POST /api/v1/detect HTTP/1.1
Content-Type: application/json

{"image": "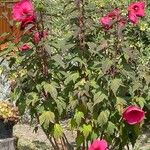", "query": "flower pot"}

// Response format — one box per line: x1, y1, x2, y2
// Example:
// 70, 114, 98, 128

0, 119, 14, 139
